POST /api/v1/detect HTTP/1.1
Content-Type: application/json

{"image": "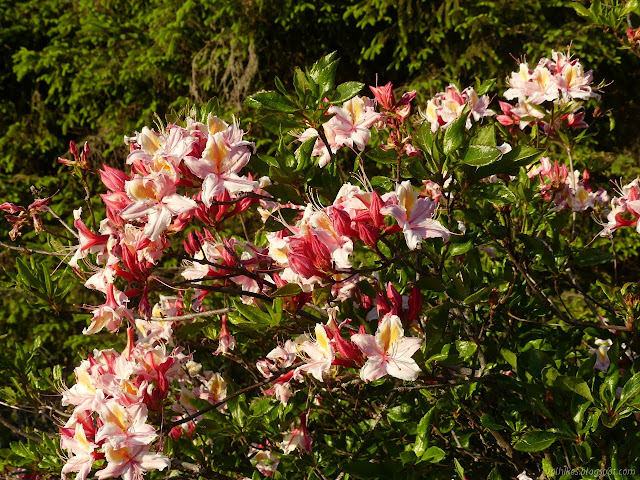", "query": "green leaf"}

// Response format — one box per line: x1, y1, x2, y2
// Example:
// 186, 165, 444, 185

449, 239, 473, 256
602, 368, 619, 405
573, 248, 613, 267
294, 135, 316, 171
228, 394, 248, 428
443, 111, 468, 155
271, 283, 303, 297
514, 431, 557, 452
476, 78, 496, 96
454, 458, 465, 480
470, 125, 497, 147
16, 257, 42, 290
274, 76, 288, 95
387, 404, 412, 423
370, 176, 395, 191
480, 183, 516, 206
618, 372, 640, 407
500, 348, 517, 369
366, 147, 398, 165
570, 2, 593, 18
332, 81, 364, 103
480, 414, 505, 431
10, 441, 37, 461
415, 123, 434, 154
399, 451, 418, 465
487, 467, 503, 480
232, 300, 273, 325
464, 287, 490, 305
473, 145, 543, 178
293, 67, 311, 102
553, 376, 594, 403
542, 458, 555, 478
421, 446, 445, 463
250, 397, 275, 417
245, 91, 297, 113
456, 341, 478, 361
623, 0, 639, 16
414, 407, 435, 457
308, 52, 339, 95
462, 144, 501, 166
